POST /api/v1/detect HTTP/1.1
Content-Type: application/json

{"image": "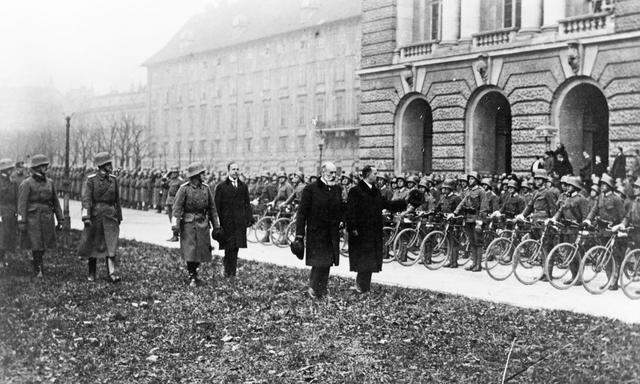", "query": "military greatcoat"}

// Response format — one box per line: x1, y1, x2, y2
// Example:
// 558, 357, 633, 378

17, 174, 63, 251
0, 173, 19, 251
172, 181, 220, 263
79, 171, 122, 259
